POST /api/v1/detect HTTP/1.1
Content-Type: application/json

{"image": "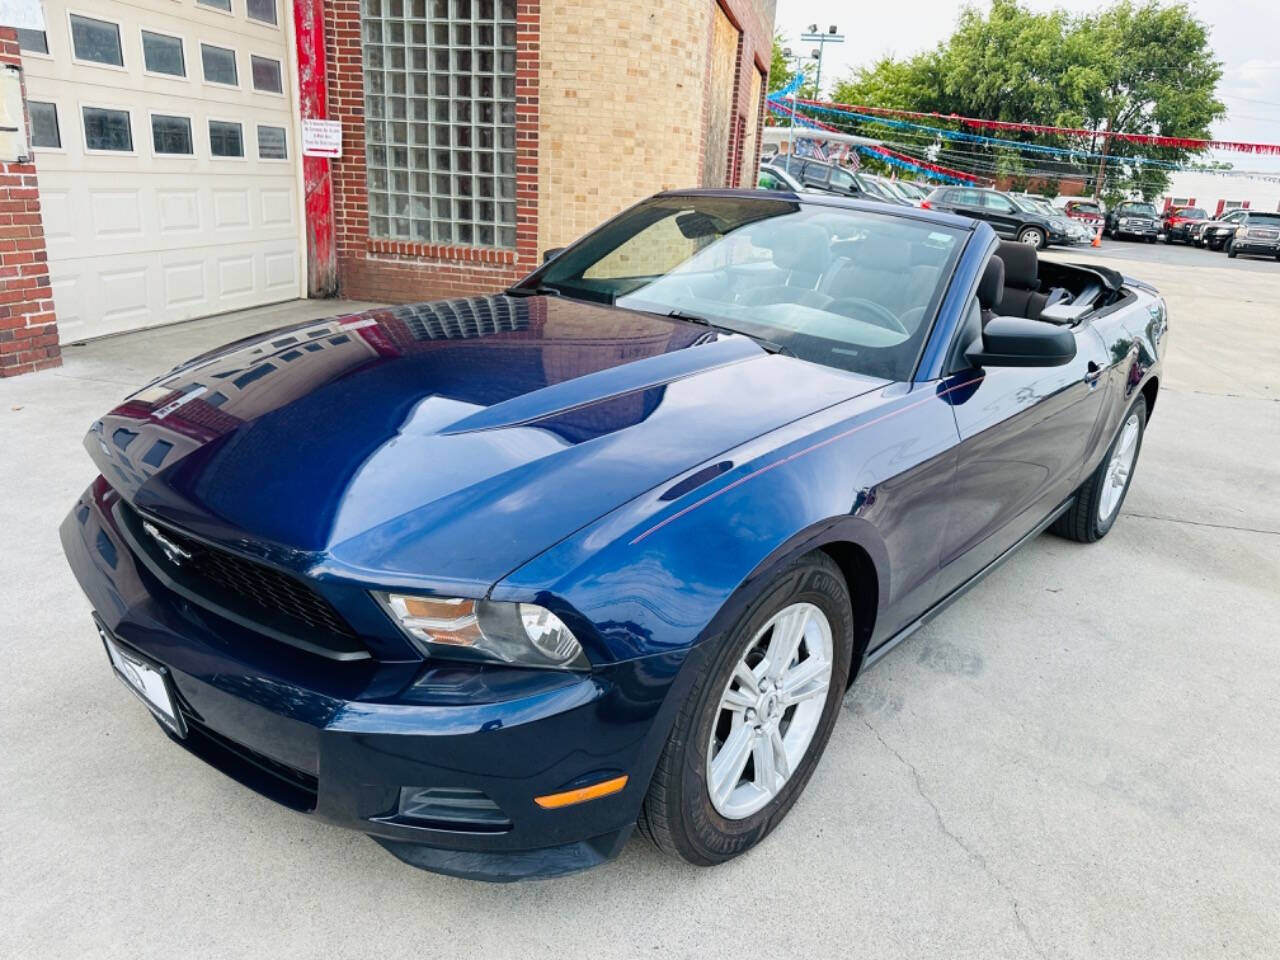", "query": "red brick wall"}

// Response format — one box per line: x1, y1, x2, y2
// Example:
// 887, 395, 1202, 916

324, 0, 541, 303
0, 29, 59, 378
